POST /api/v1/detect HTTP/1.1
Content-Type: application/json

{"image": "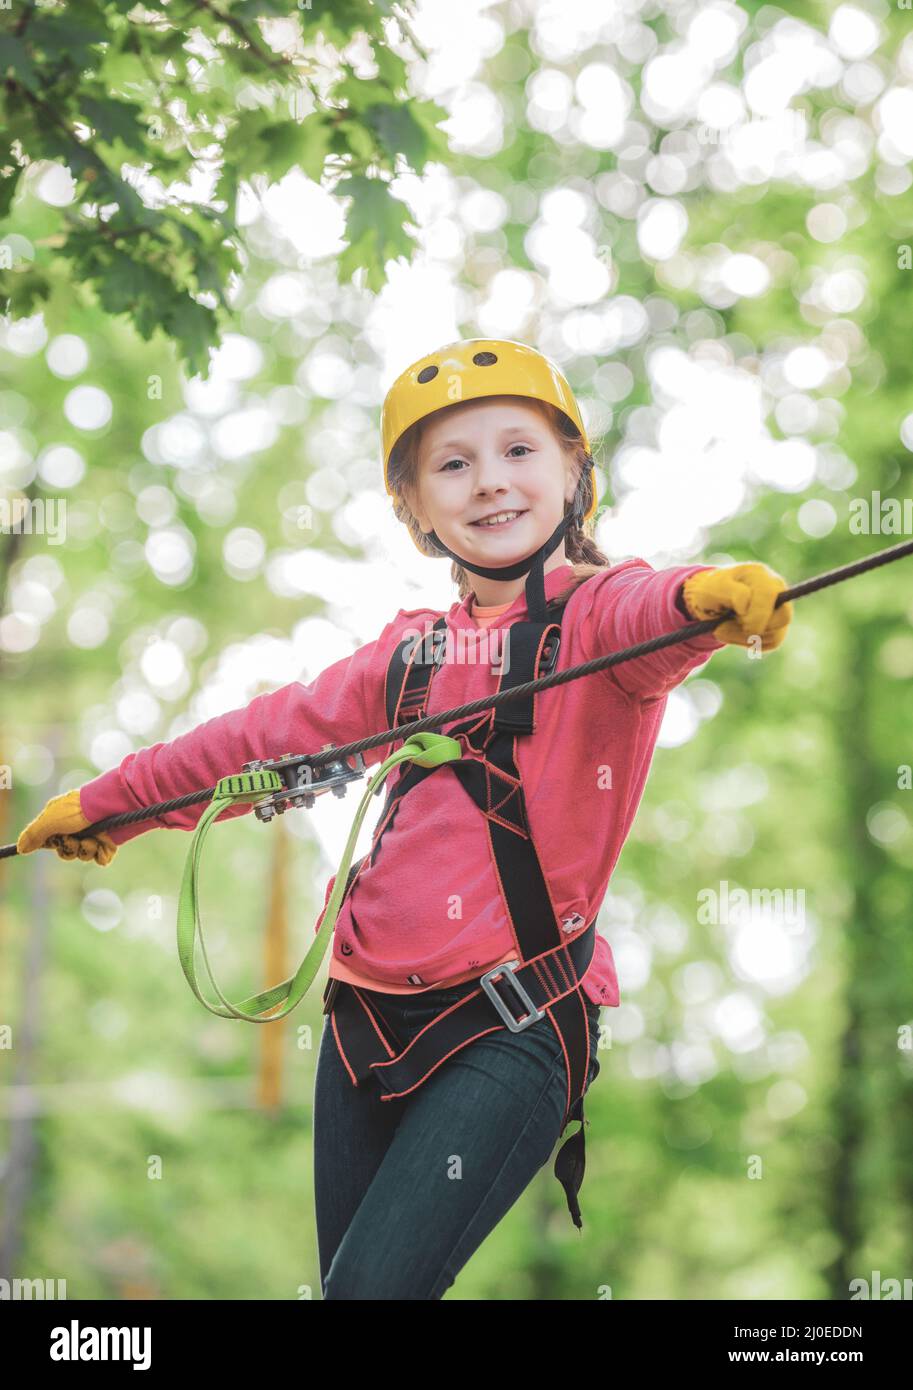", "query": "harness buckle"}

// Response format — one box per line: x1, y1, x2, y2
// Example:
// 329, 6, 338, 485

479, 959, 544, 1033
538, 632, 561, 676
